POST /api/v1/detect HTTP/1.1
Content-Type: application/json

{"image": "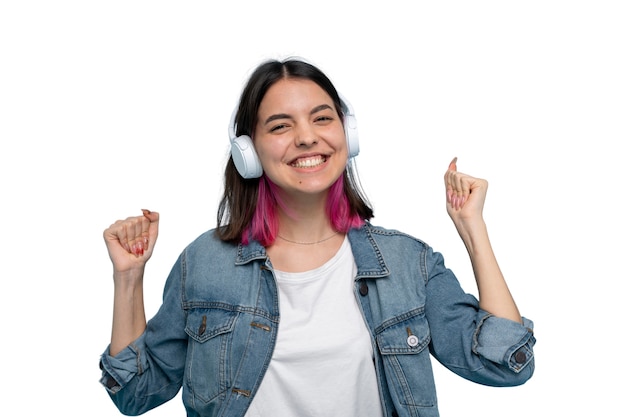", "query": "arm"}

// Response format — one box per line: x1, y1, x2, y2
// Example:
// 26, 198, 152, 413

444, 158, 522, 323
103, 209, 160, 355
